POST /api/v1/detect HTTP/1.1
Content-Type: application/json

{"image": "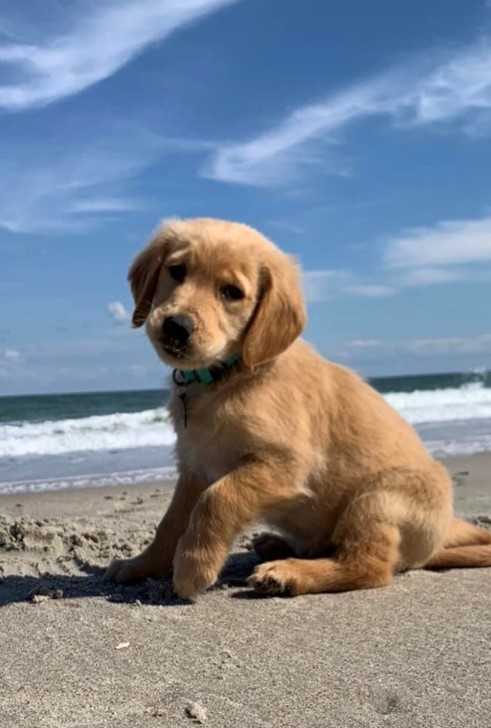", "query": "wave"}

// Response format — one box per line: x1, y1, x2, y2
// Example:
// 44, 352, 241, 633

0, 408, 176, 458
385, 382, 491, 424
2, 383, 491, 459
